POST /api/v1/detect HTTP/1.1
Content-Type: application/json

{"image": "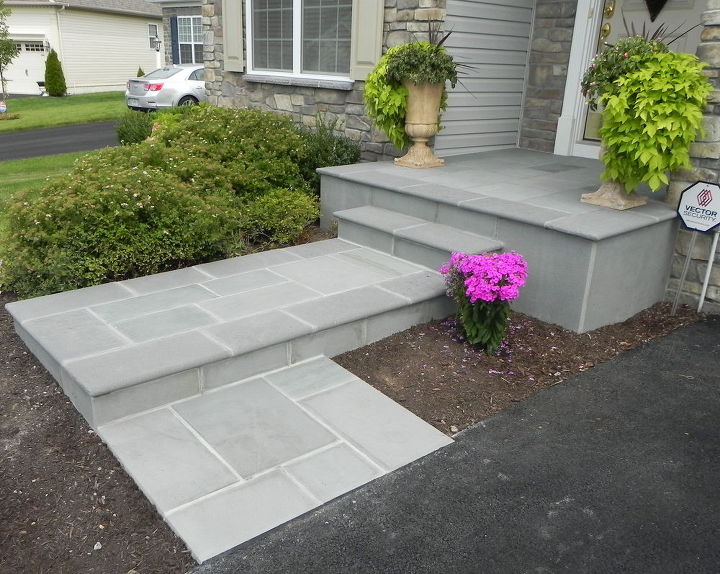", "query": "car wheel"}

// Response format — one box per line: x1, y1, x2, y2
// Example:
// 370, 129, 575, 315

177, 96, 199, 107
